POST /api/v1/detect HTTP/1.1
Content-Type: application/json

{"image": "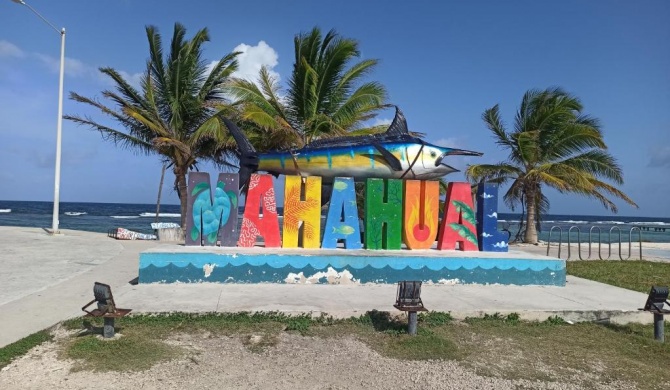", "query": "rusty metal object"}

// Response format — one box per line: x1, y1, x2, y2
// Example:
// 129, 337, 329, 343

638, 286, 670, 342
393, 281, 427, 336
82, 282, 131, 338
